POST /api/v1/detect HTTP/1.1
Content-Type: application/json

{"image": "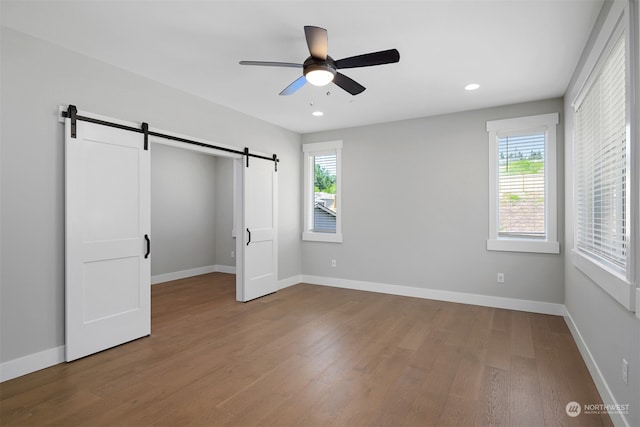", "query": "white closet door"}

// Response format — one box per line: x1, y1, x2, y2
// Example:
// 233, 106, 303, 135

65, 117, 150, 361
241, 157, 278, 301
